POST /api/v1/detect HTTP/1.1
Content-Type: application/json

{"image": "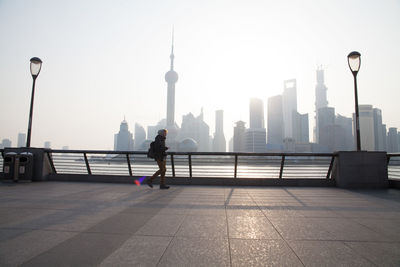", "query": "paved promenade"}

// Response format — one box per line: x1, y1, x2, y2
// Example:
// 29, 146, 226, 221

1, 181, 400, 266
